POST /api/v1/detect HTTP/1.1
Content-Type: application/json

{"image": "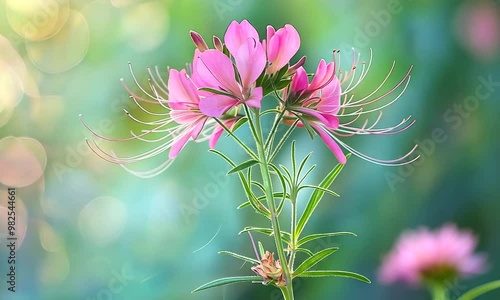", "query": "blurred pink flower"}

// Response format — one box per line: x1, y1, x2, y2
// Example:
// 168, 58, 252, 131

456, 2, 500, 60
379, 224, 486, 286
